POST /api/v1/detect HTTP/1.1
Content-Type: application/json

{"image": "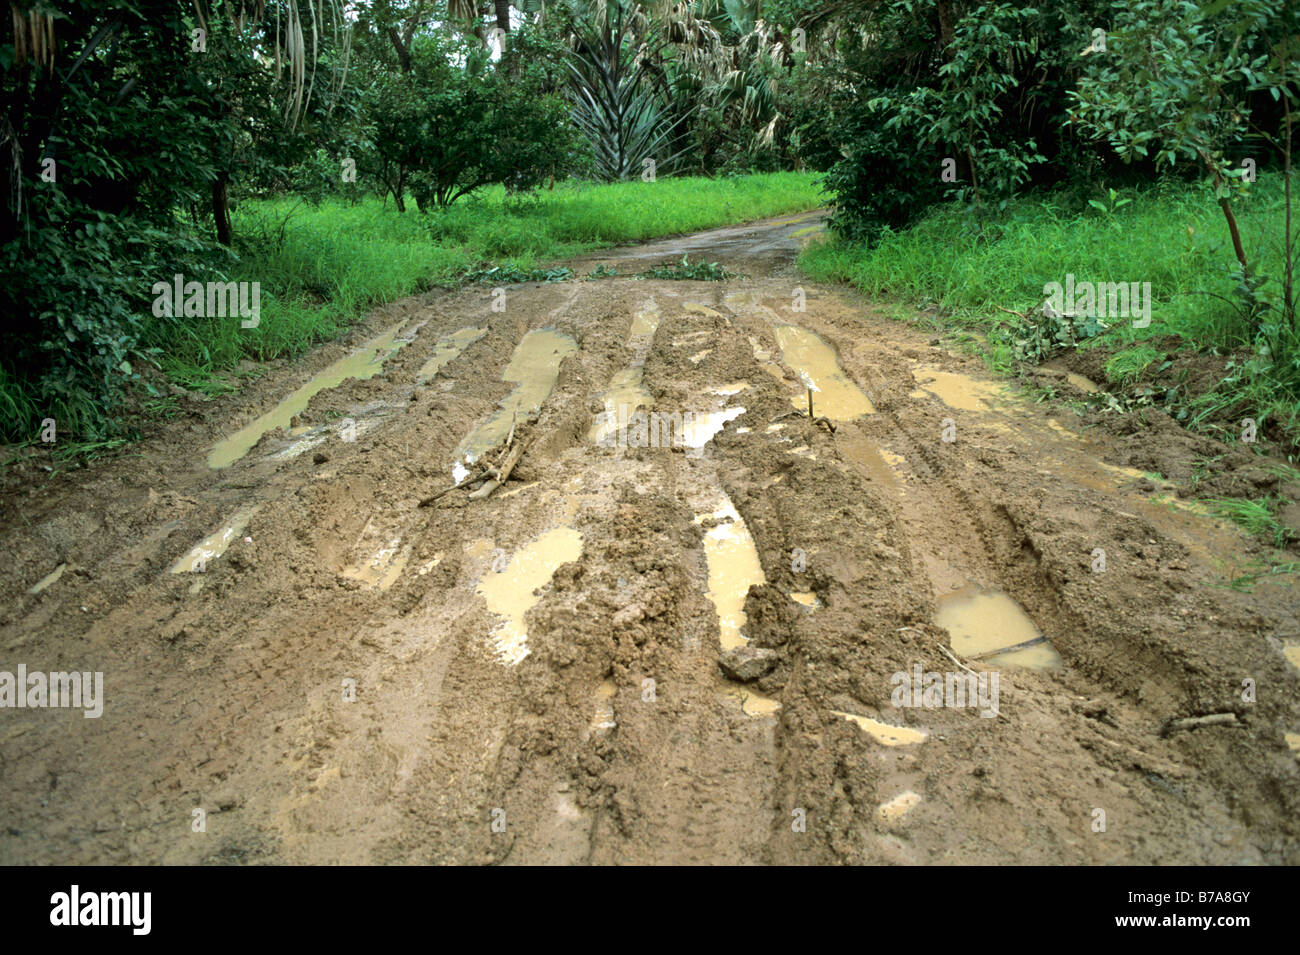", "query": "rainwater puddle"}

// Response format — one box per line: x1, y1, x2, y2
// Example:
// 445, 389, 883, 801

695, 497, 765, 651
910, 367, 1007, 412
832, 712, 928, 745
28, 563, 67, 595
935, 585, 1063, 668
208, 321, 407, 468
454, 329, 577, 473
773, 325, 874, 419
417, 327, 487, 381
170, 506, 259, 573
477, 527, 584, 666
